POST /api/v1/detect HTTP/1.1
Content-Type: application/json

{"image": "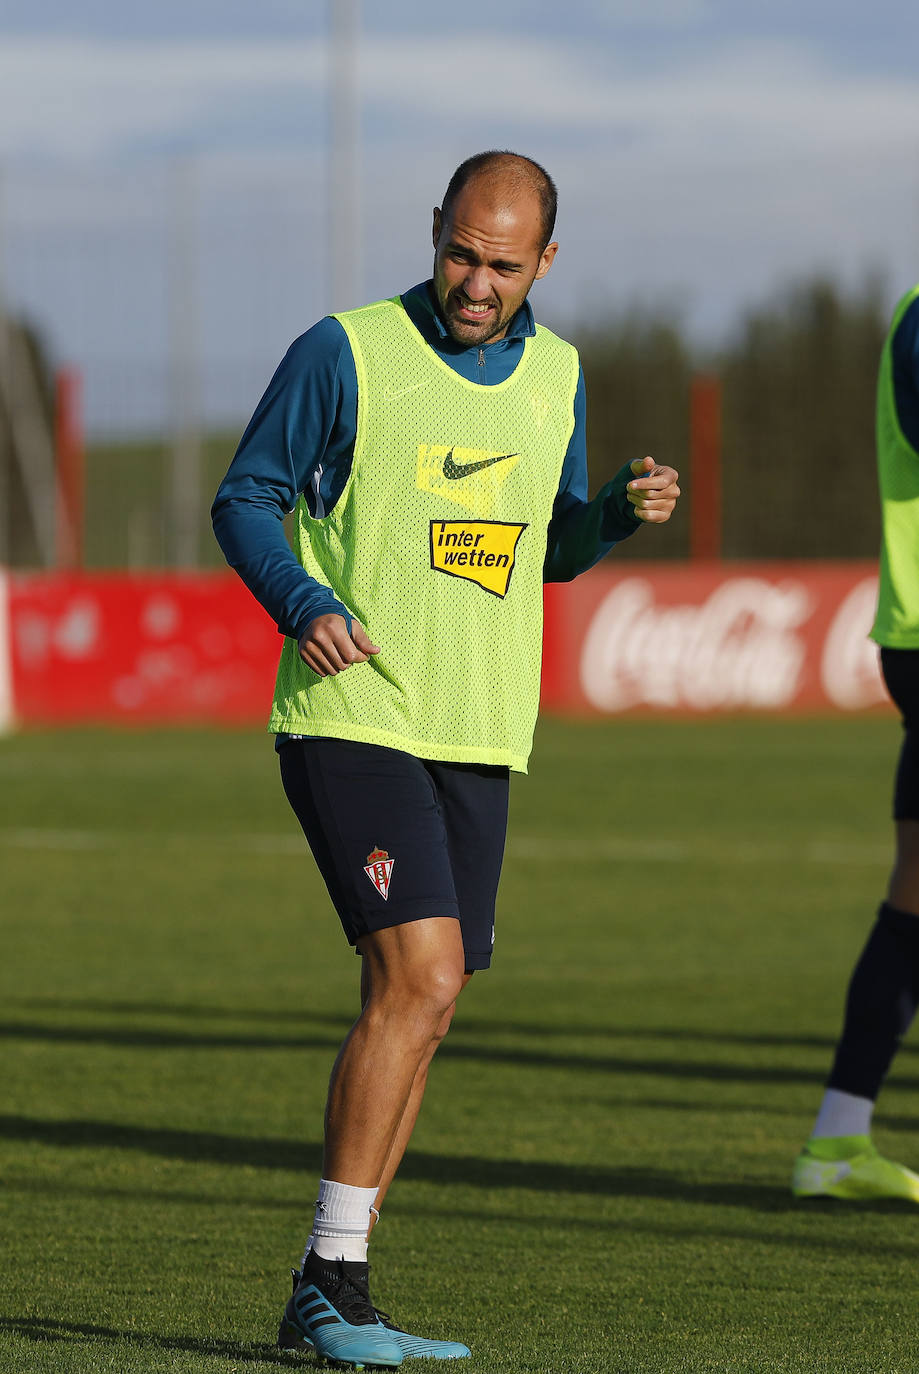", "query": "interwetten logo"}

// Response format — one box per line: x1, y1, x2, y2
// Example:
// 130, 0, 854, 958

429, 520, 527, 598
